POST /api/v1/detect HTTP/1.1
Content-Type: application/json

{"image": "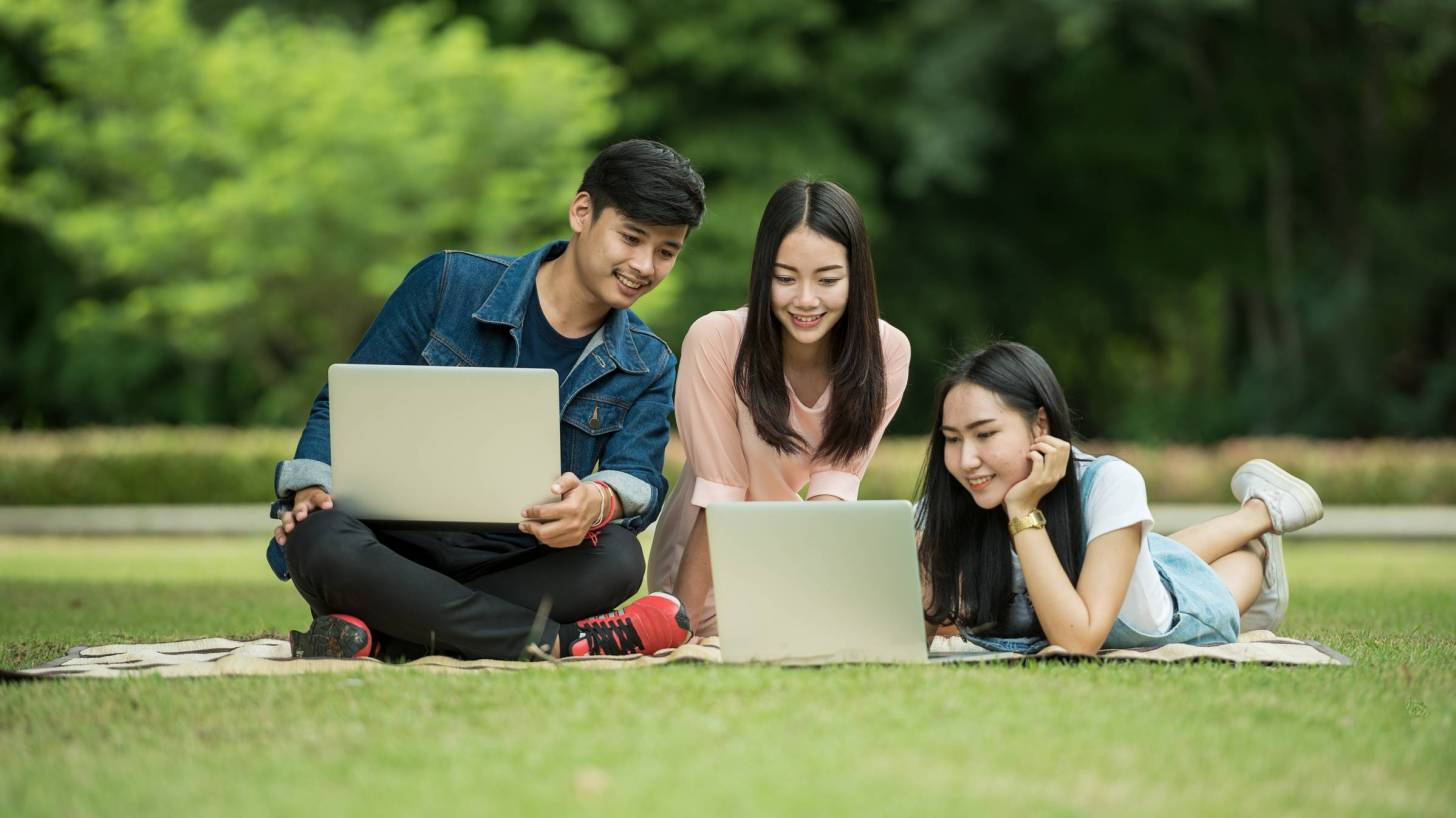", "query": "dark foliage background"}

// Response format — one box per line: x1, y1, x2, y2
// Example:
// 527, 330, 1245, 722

4, 0, 1452, 440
